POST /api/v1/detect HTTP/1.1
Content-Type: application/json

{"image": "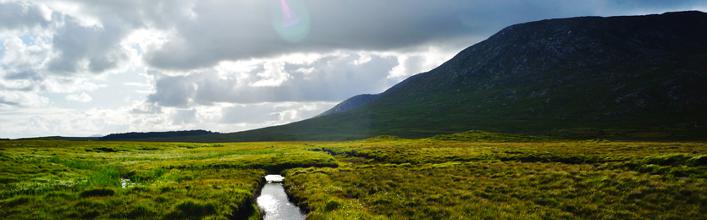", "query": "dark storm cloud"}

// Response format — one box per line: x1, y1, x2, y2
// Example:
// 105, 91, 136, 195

144, 0, 526, 70
142, 0, 707, 70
